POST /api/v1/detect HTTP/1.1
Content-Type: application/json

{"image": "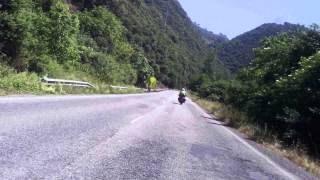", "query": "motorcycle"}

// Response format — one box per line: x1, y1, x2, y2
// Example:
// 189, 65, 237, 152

178, 95, 186, 104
